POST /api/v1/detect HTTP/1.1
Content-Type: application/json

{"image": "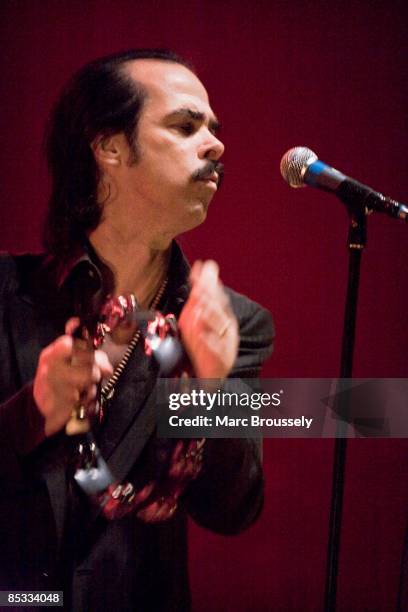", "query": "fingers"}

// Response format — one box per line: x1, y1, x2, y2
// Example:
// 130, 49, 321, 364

83, 383, 98, 404
41, 334, 74, 363
34, 319, 114, 437
65, 317, 80, 336
198, 260, 219, 290
65, 323, 113, 387
189, 303, 229, 344
190, 259, 218, 287
65, 362, 100, 390
189, 260, 227, 312
189, 260, 221, 297
185, 260, 233, 337
179, 259, 239, 378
